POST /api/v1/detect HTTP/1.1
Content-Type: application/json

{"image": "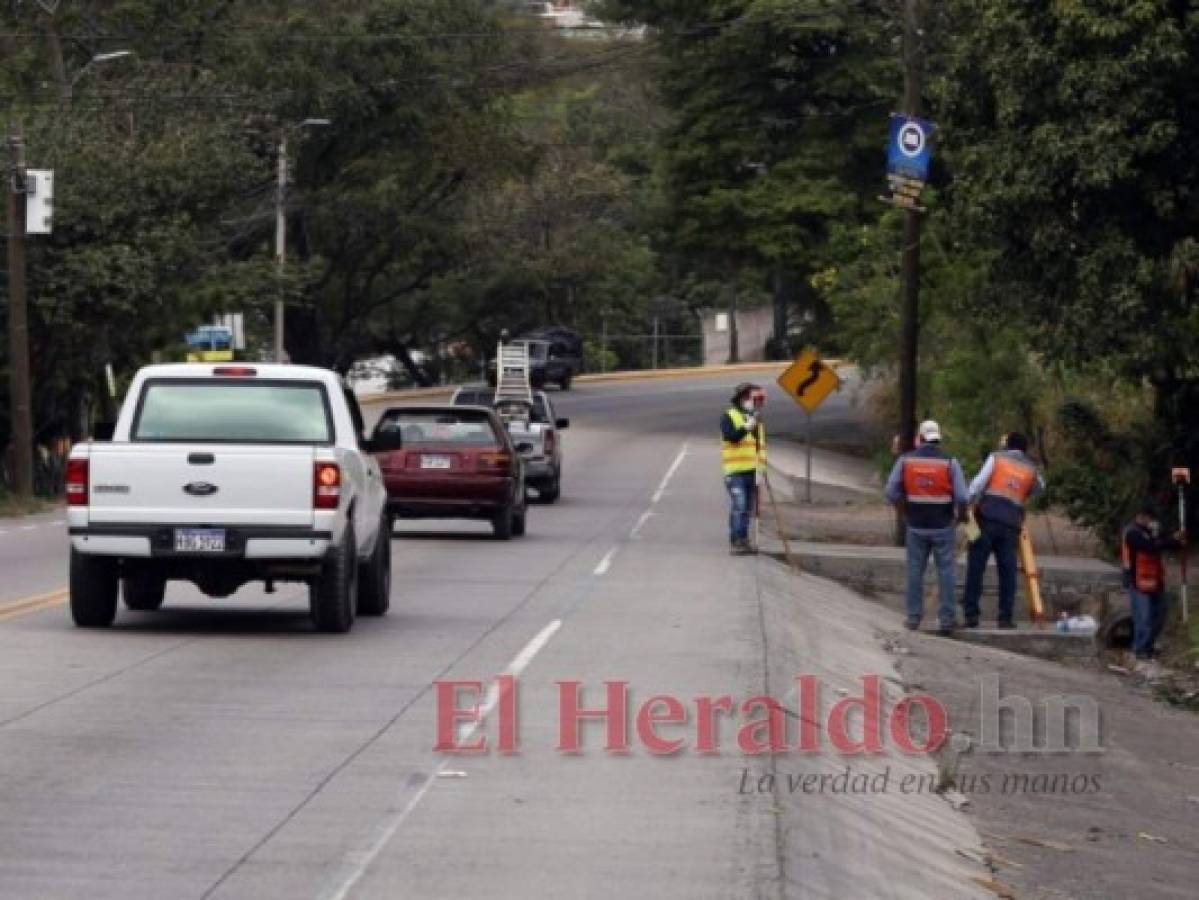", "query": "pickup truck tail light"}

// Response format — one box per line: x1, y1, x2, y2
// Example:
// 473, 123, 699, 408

542, 429, 555, 457
476, 452, 512, 474
66, 458, 89, 506
314, 462, 341, 509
